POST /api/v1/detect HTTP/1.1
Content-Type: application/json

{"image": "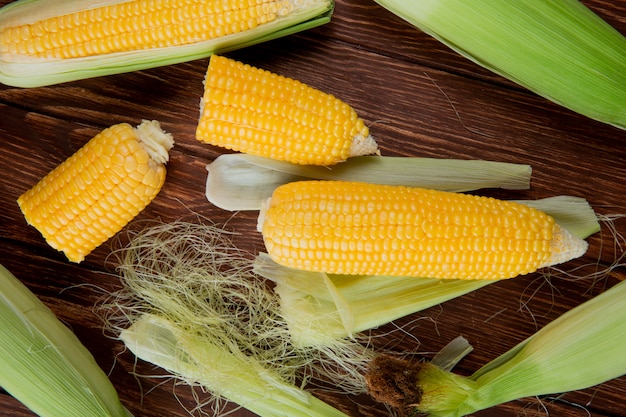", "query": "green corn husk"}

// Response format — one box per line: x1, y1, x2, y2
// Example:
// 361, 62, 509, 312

254, 196, 600, 347
375, 0, 626, 129
0, 0, 333, 87
121, 315, 350, 417
0, 264, 132, 417
366, 278, 626, 417
206, 153, 532, 211
103, 220, 364, 417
